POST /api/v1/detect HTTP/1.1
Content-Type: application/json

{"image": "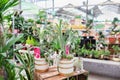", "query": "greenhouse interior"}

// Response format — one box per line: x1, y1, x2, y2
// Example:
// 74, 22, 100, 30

0, 0, 120, 80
